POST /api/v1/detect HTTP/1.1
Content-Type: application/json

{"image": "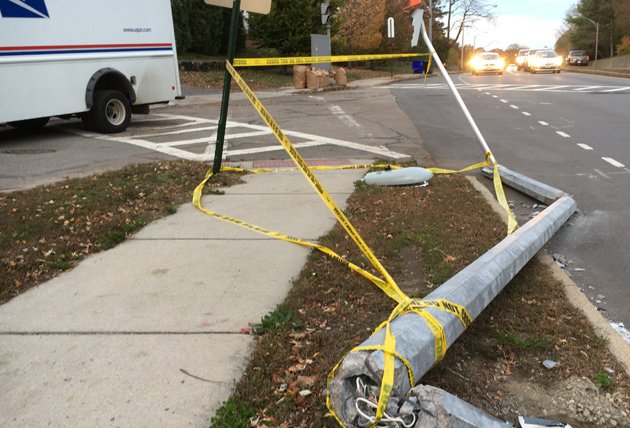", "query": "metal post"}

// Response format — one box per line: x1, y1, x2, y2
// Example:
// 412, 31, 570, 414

428, 0, 432, 42
213, 0, 242, 174
460, 24, 465, 71
595, 21, 599, 67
